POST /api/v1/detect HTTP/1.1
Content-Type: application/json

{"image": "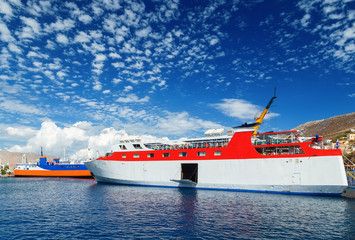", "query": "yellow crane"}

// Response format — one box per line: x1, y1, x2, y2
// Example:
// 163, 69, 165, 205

233, 88, 277, 133
252, 88, 277, 134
